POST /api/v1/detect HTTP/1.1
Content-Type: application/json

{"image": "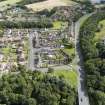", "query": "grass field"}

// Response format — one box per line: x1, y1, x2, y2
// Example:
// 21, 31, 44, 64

94, 20, 105, 42
0, 0, 22, 11
52, 21, 68, 29
26, 0, 77, 12
50, 70, 77, 88
63, 48, 75, 57
2, 47, 11, 56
